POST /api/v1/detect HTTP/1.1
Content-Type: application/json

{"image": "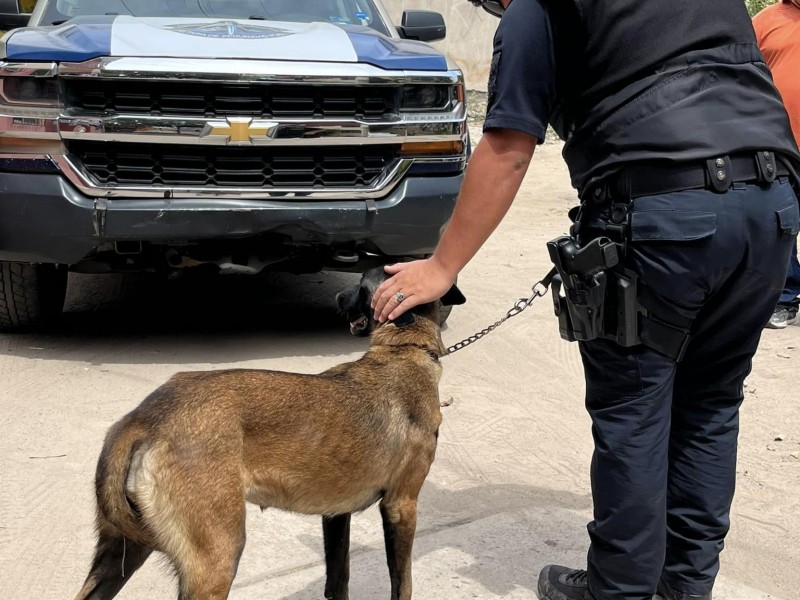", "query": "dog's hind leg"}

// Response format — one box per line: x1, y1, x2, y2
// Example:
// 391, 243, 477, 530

380, 497, 418, 600
173, 521, 246, 600
73, 519, 152, 600
170, 496, 246, 600
323, 513, 352, 600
